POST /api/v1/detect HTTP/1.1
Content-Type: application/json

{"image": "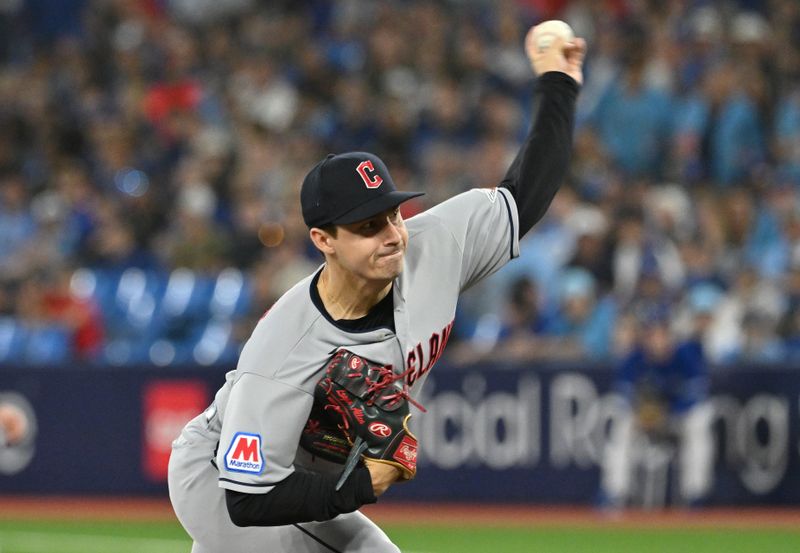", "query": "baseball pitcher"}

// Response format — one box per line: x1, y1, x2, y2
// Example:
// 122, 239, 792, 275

168, 27, 585, 552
